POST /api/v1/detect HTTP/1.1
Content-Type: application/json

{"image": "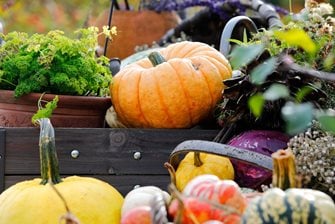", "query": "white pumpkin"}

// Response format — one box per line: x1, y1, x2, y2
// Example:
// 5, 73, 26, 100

121, 186, 170, 216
